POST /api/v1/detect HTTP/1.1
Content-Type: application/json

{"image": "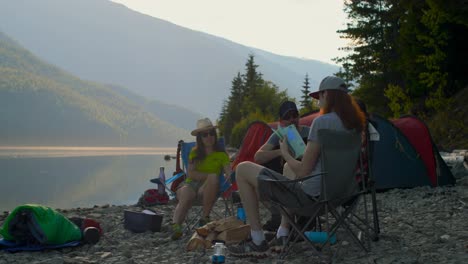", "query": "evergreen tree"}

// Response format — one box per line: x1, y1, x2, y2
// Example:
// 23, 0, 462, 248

241, 54, 264, 115
243, 54, 264, 94
218, 54, 292, 146
335, 0, 467, 117
228, 72, 244, 122
334, 0, 403, 115
218, 99, 228, 136
299, 73, 312, 113
229, 81, 290, 147
334, 57, 355, 89
219, 72, 244, 143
